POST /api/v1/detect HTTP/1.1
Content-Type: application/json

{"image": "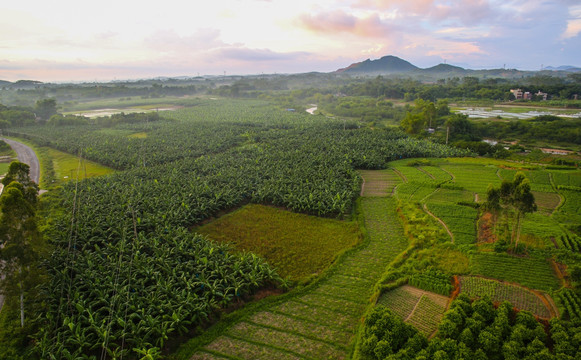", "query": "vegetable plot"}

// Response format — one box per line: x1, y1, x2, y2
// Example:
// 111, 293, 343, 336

459, 276, 552, 318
